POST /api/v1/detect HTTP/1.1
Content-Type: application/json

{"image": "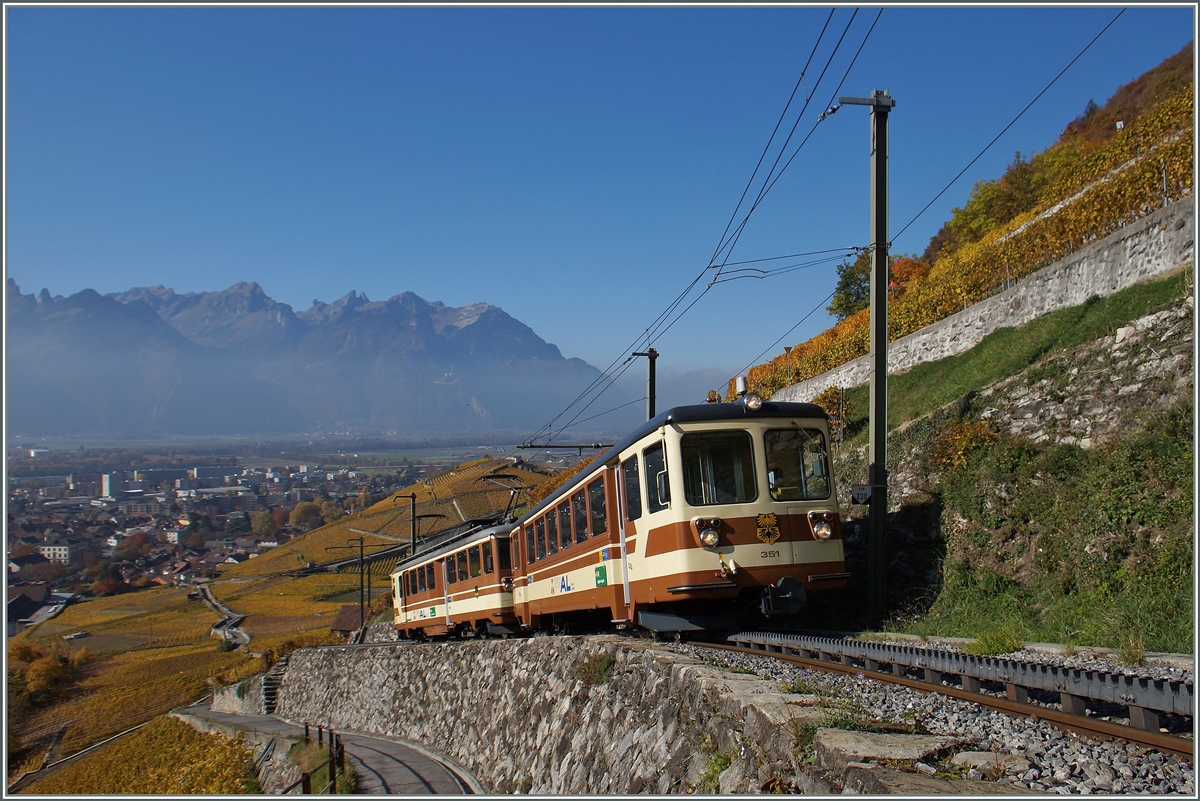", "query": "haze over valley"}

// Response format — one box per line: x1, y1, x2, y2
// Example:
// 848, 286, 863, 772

6, 279, 635, 439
